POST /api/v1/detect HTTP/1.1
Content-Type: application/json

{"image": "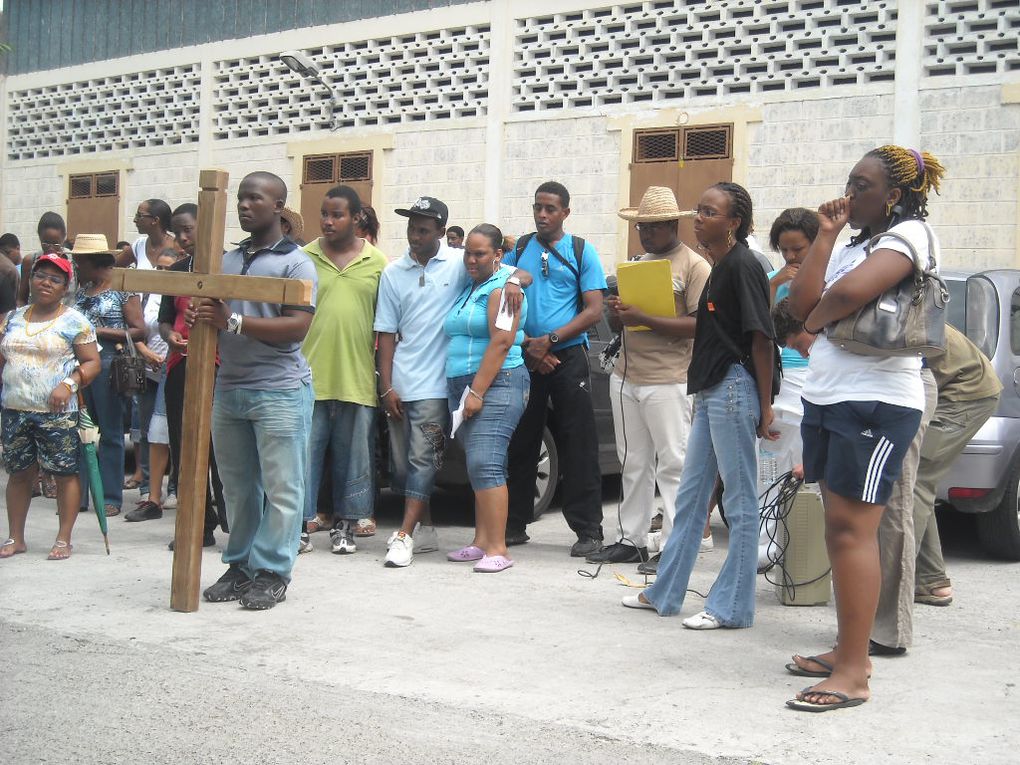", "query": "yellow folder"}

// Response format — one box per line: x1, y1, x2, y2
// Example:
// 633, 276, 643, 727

615, 259, 676, 331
